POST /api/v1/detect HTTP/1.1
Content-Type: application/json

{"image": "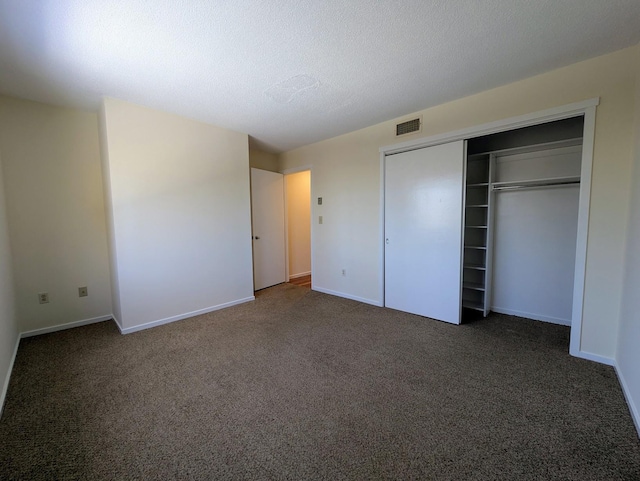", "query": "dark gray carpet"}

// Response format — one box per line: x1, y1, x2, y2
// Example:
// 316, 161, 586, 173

1, 283, 638, 480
